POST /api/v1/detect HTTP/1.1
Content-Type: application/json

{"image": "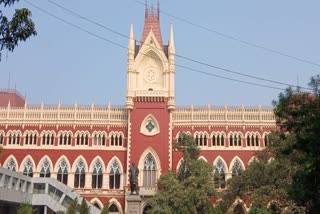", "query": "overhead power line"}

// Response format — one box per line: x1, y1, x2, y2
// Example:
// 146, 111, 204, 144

24, 0, 289, 91
135, 0, 320, 68
46, 0, 311, 91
